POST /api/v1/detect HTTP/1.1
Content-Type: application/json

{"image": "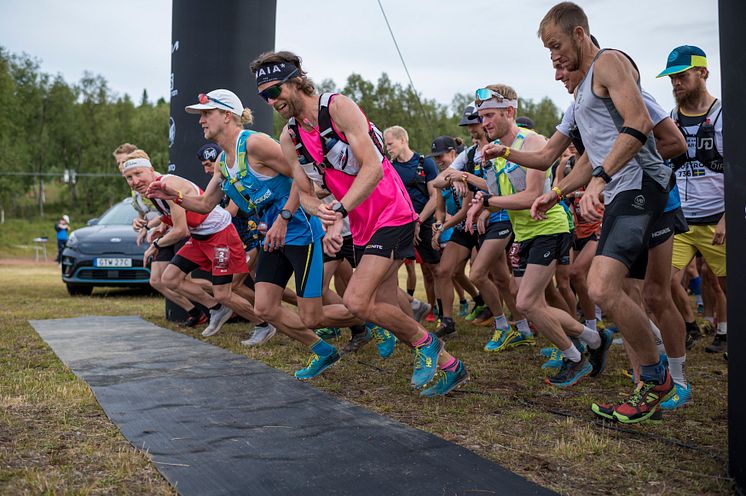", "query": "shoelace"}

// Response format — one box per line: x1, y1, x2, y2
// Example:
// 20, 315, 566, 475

626, 381, 656, 407
304, 353, 320, 368
373, 328, 391, 344
549, 346, 562, 361
413, 346, 433, 370
490, 329, 504, 342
